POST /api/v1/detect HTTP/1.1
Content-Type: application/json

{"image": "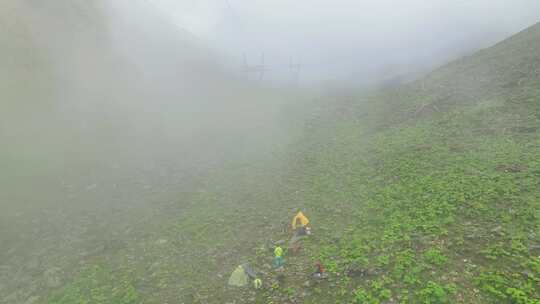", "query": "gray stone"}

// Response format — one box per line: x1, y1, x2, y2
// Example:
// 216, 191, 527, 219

274, 239, 286, 245
156, 239, 168, 245
24, 296, 40, 304
491, 225, 503, 233
27, 258, 40, 271
301, 291, 311, 298
3, 291, 20, 303
44, 267, 62, 288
